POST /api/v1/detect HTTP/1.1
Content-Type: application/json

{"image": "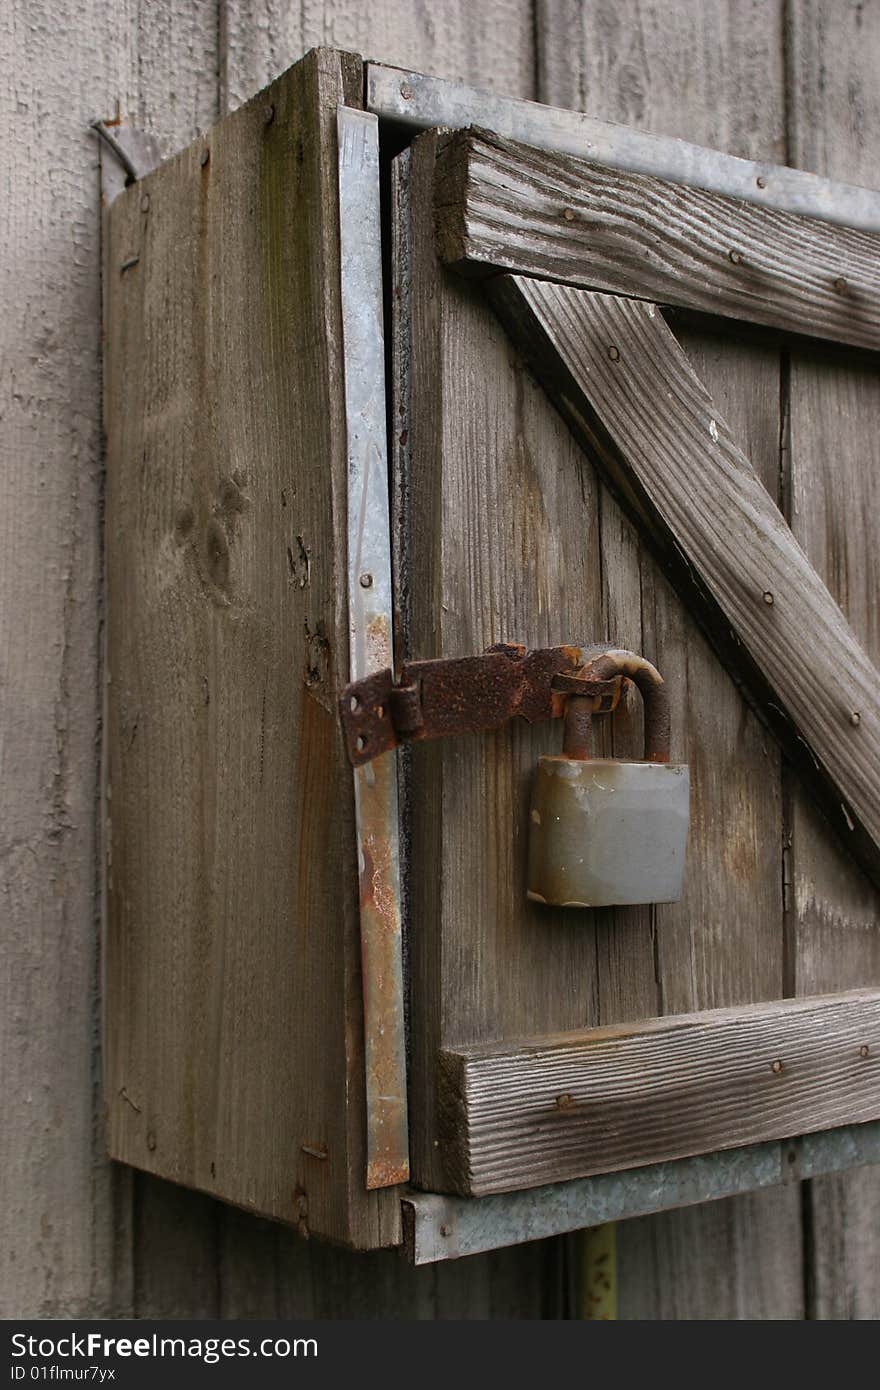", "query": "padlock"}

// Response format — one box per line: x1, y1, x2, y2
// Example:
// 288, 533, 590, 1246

527, 650, 689, 908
